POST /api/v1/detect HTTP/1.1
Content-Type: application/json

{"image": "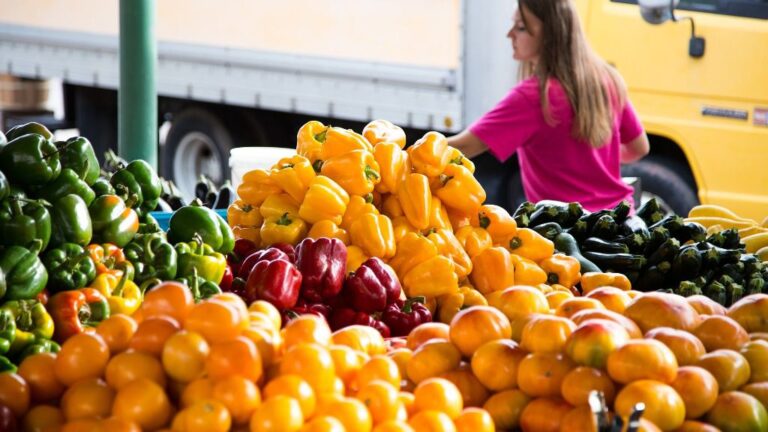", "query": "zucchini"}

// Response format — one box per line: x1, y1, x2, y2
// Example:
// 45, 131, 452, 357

582, 251, 647, 272
671, 246, 703, 281
634, 261, 671, 292
645, 227, 671, 255
512, 201, 536, 228
647, 238, 681, 267
531, 222, 563, 241
582, 237, 630, 254
566, 220, 589, 243
591, 214, 619, 240
553, 232, 601, 273
529, 201, 584, 228
677, 280, 703, 297
726, 281, 745, 306
747, 276, 765, 295
620, 215, 650, 239
615, 232, 648, 255
704, 280, 727, 306
673, 221, 707, 244
719, 263, 745, 284
706, 228, 743, 250
636, 198, 665, 226
740, 254, 764, 276
612, 200, 632, 224
534, 199, 569, 210
528, 205, 562, 227
649, 214, 685, 234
